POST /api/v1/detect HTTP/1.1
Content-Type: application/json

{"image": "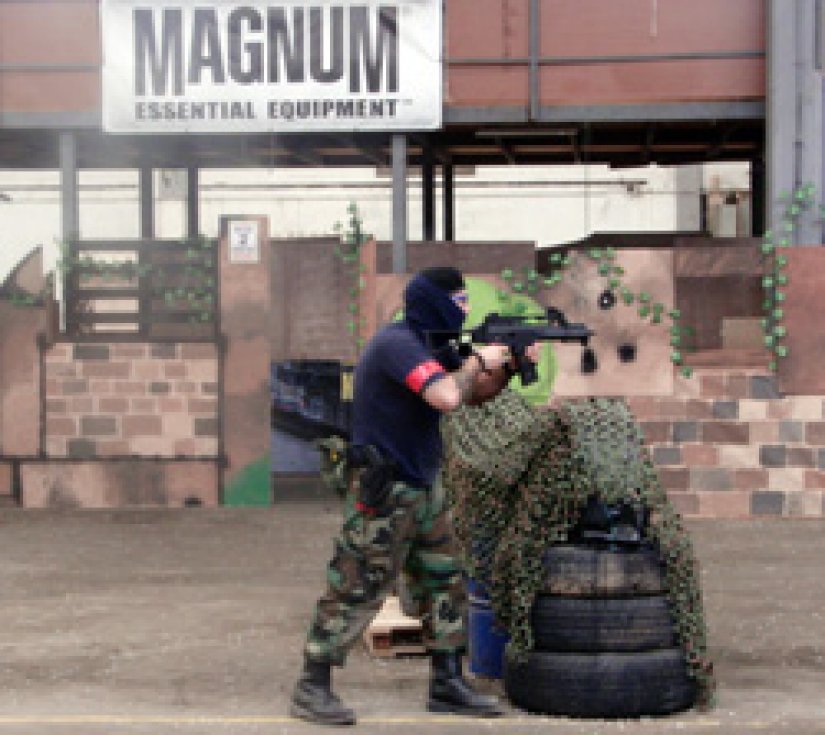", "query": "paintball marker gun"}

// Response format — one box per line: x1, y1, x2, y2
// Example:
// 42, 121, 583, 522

429, 307, 593, 386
